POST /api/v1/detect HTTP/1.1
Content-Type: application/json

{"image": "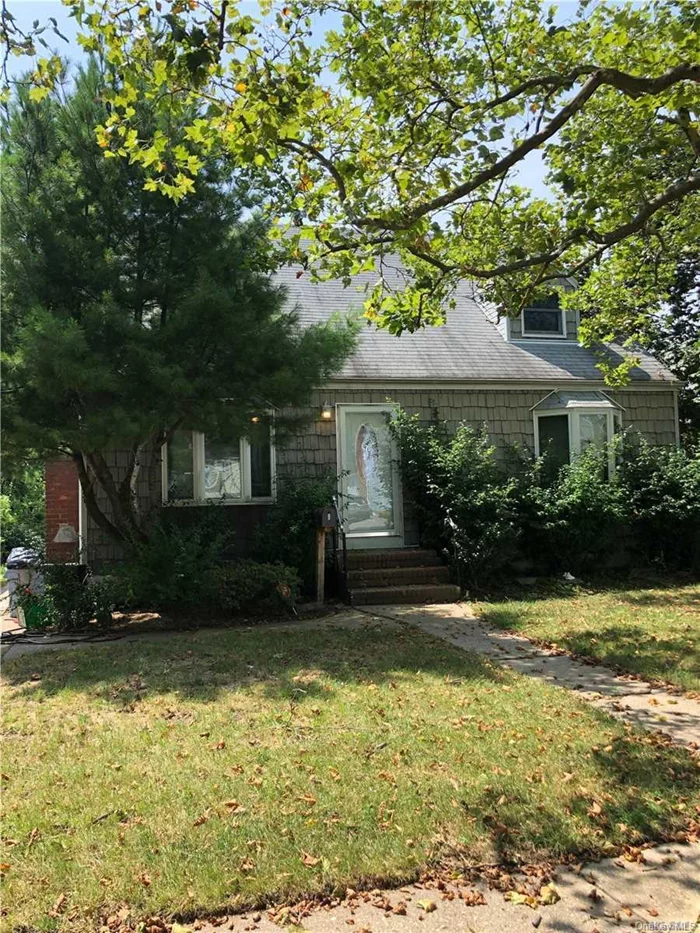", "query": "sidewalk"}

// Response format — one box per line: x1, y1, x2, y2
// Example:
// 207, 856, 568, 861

192, 841, 700, 932
364, 602, 700, 749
